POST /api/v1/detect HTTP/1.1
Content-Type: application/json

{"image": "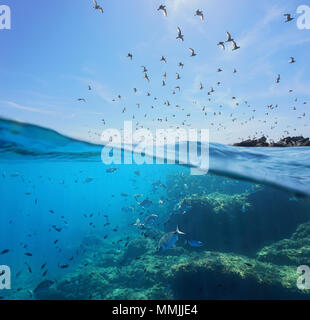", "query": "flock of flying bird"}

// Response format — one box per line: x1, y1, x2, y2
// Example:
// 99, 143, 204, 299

77, 2, 308, 143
